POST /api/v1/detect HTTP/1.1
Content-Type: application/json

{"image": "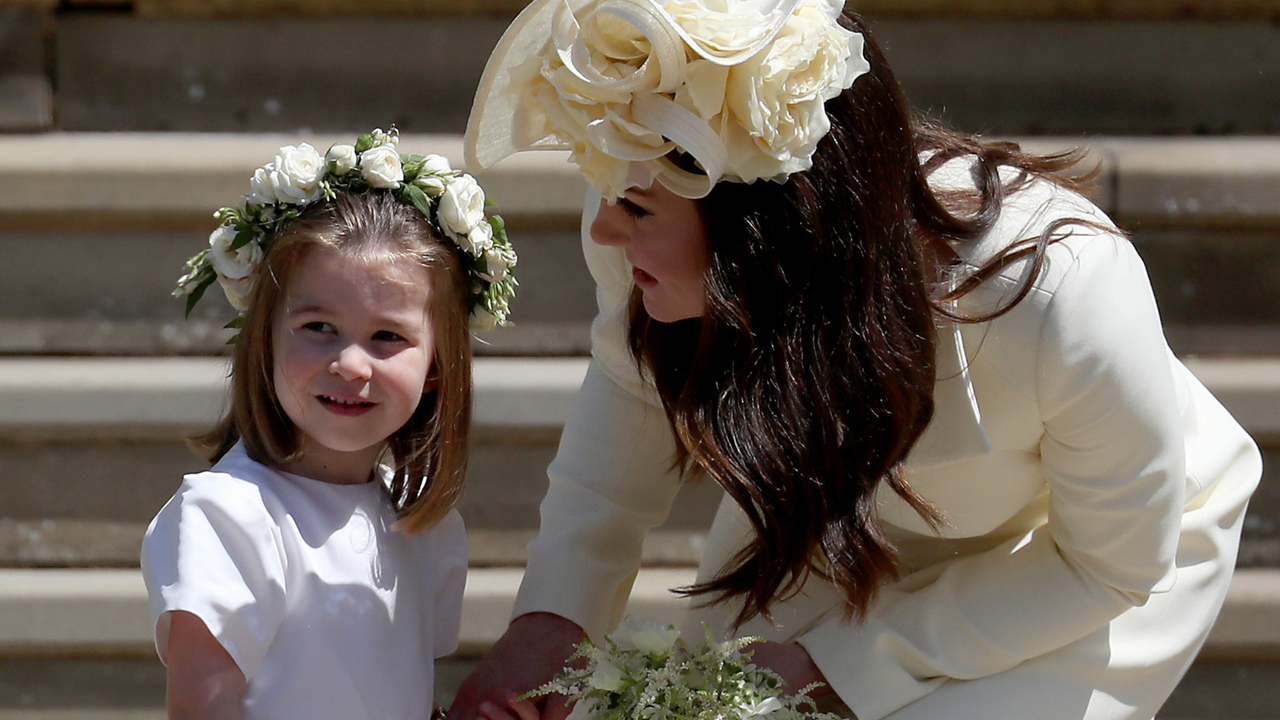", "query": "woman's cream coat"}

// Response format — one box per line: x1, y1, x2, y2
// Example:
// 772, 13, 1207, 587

512, 163, 1262, 720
